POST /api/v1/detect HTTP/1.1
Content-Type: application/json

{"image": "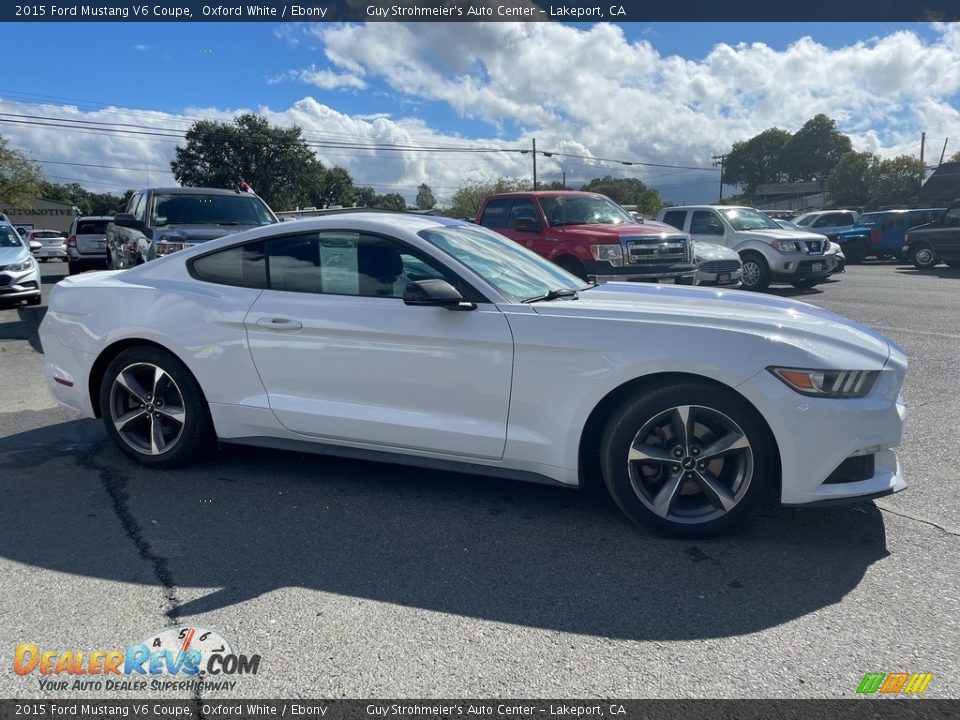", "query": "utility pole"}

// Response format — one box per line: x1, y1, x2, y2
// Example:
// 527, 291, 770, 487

532, 138, 538, 190
939, 137, 949, 166
562, 170, 566, 189
712, 154, 726, 202
920, 132, 926, 167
